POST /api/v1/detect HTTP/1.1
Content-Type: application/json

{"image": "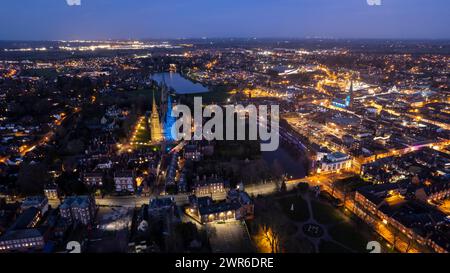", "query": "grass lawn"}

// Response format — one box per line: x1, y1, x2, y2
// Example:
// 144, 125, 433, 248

183, 85, 233, 104
282, 221, 298, 236
130, 118, 153, 149
311, 200, 345, 225
134, 123, 150, 144
284, 237, 315, 253
319, 240, 351, 253
329, 222, 370, 252
278, 195, 310, 222
99, 88, 166, 113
